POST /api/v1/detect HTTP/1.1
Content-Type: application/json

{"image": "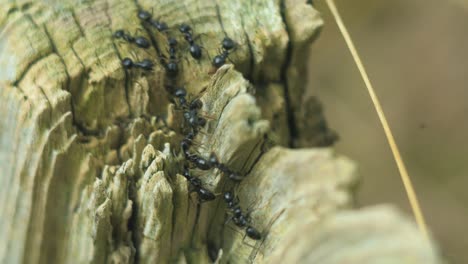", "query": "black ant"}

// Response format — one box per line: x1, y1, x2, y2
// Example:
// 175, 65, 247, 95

182, 165, 216, 202
113, 29, 151, 49
121, 57, 154, 71
137, 9, 170, 33
172, 87, 209, 131
186, 154, 213, 171
197, 187, 216, 201
137, 9, 152, 21
171, 86, 190, 107
245, 226, 262, 240
208, 153, 244, 182
161, 37, 179, 77
182, 165, 202, 188
212, 37, 236, 68
183, 109, 207, 130
179, 23, 203, 59
150, 19, 169, 33
223, 191, 262, 240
